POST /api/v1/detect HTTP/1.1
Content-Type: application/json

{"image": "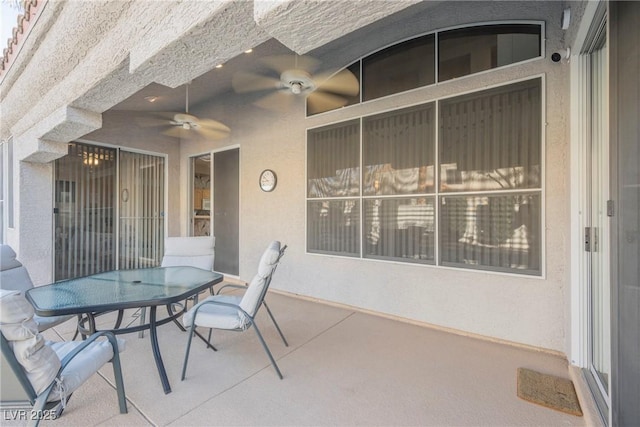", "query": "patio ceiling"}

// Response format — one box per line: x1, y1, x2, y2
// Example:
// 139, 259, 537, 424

107, 1, 444, 116
1, 0, 446, 149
